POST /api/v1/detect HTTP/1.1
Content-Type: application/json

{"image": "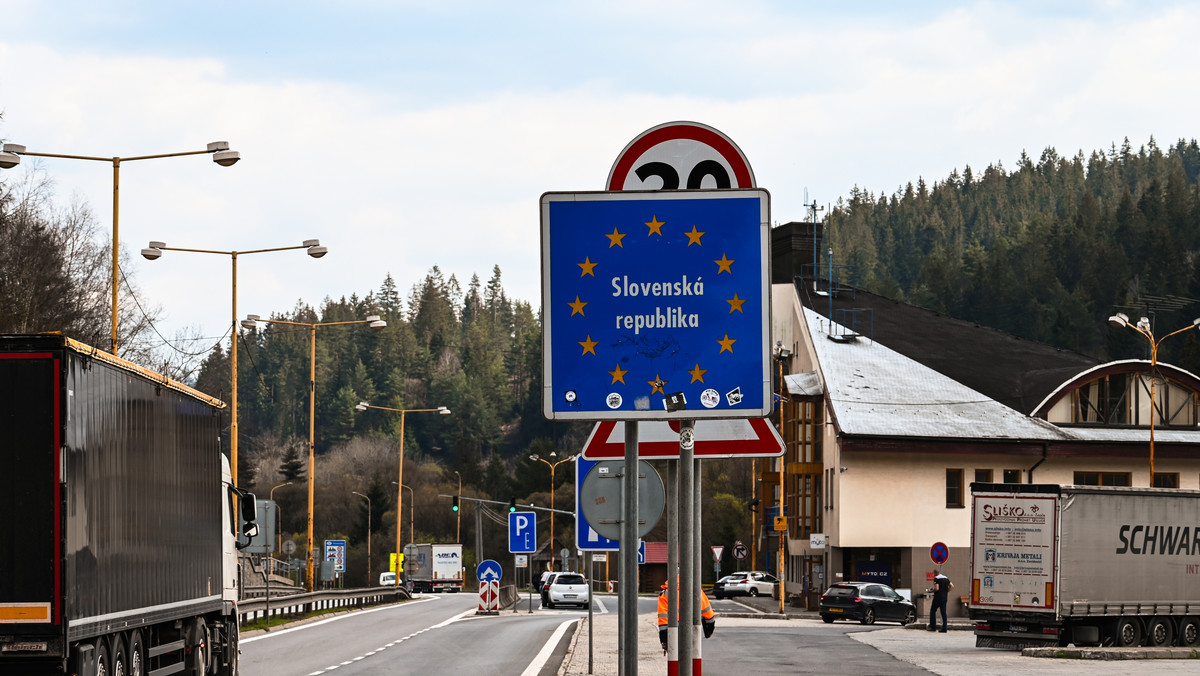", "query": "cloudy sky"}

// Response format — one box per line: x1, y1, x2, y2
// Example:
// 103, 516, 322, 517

2, 1, 1196, 354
